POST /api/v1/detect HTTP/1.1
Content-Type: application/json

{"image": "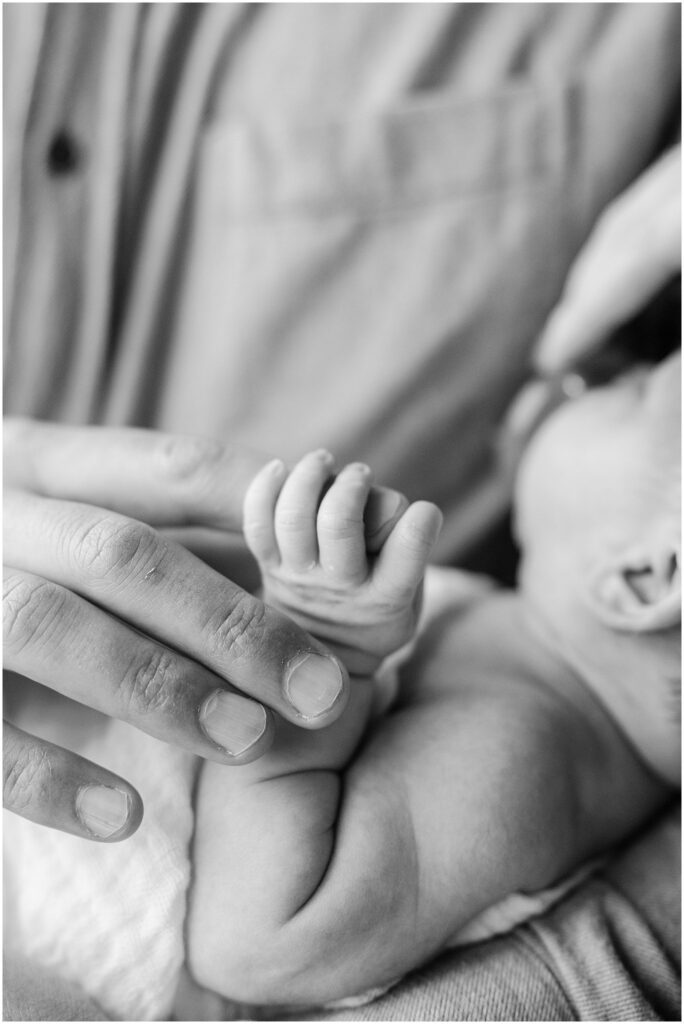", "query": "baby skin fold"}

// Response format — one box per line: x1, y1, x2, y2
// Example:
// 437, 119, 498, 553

187, 355, 680, 1007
